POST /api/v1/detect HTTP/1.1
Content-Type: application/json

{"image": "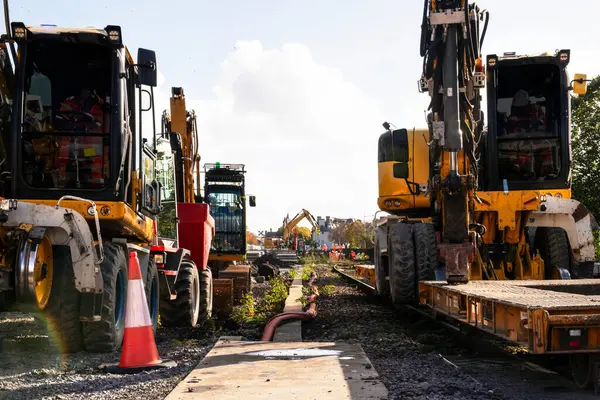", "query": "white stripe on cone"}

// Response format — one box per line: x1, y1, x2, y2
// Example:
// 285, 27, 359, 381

124, 278, 152, 329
